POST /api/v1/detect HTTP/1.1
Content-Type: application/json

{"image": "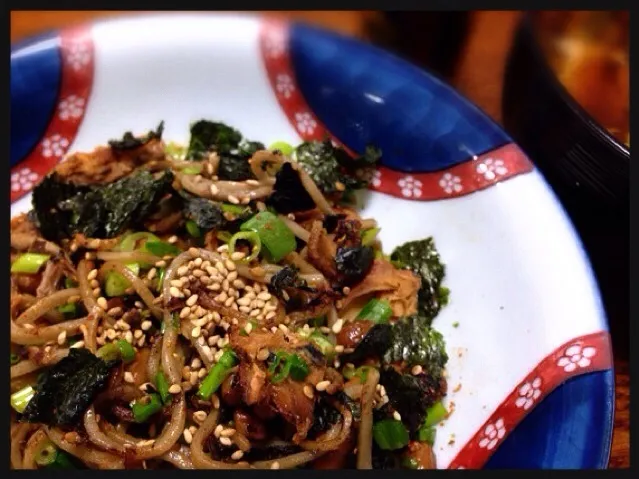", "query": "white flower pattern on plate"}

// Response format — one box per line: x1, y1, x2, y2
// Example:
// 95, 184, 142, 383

41, 135, 70, 158
476, 158, 508, 181
11, 168, 39, 192
398, 175, 422, 198
371, 170, 382, 187
515, 377, 542, 410
66, 41, 91, 71
275, 74, 295, 99
295, 112, 317, 135
557, 344, 596, 372
438, 172, 463, 194
478, 418, 505, 450
263, 31, 286, 59
58, 95, 85, 120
